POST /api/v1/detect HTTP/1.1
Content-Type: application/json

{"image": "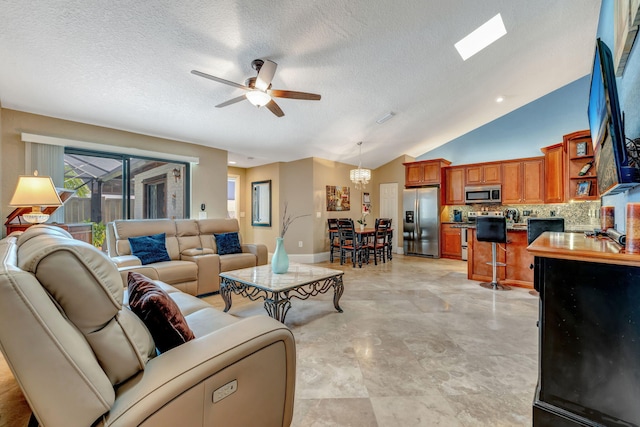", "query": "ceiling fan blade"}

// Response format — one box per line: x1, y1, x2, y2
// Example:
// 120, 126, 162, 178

255, 60, 277, 91
191, 70, 248, 90
215, 95, 247, 108
265, 99, 284, 117
268, 89, 321, 100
